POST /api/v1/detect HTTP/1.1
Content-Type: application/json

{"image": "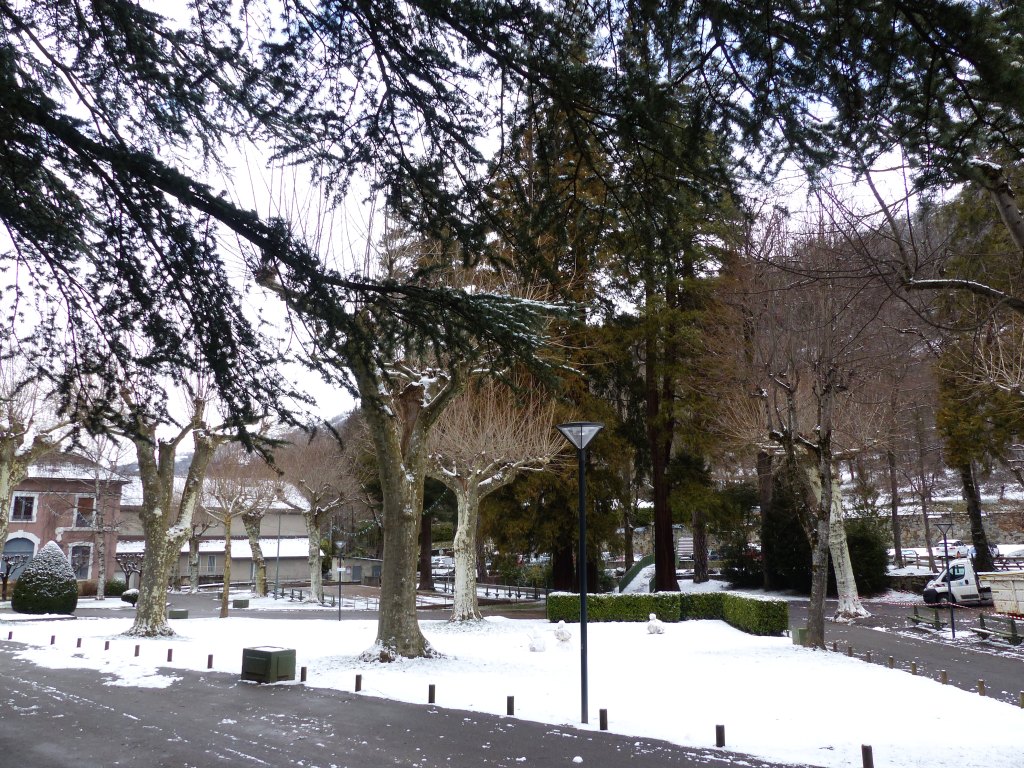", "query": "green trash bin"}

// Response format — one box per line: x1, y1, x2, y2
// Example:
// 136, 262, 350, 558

791, 627, 808, 646
168, 608, 189, 619
232, 598, 250, 609
241, 646, 296, 683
